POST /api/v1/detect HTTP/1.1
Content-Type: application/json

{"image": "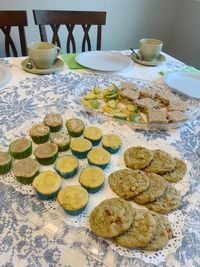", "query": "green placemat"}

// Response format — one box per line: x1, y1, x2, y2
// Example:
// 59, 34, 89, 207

62, 53, 84, 69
